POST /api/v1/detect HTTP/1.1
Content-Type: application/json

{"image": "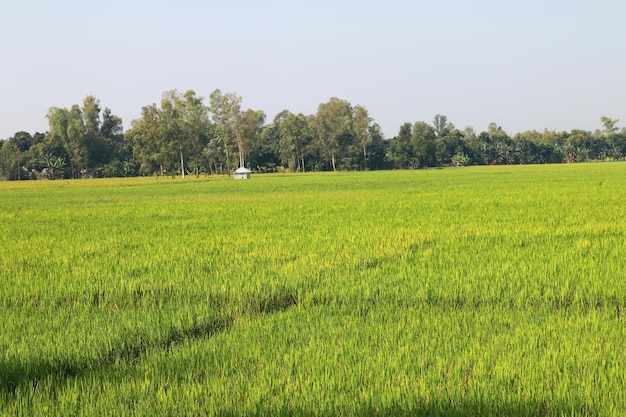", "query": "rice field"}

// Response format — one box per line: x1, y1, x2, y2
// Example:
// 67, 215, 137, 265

1, 164, 626, 416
